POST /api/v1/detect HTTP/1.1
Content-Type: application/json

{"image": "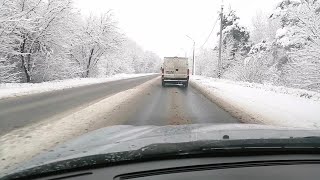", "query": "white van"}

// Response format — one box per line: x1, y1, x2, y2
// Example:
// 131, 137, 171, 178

161, 57, 189, 87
